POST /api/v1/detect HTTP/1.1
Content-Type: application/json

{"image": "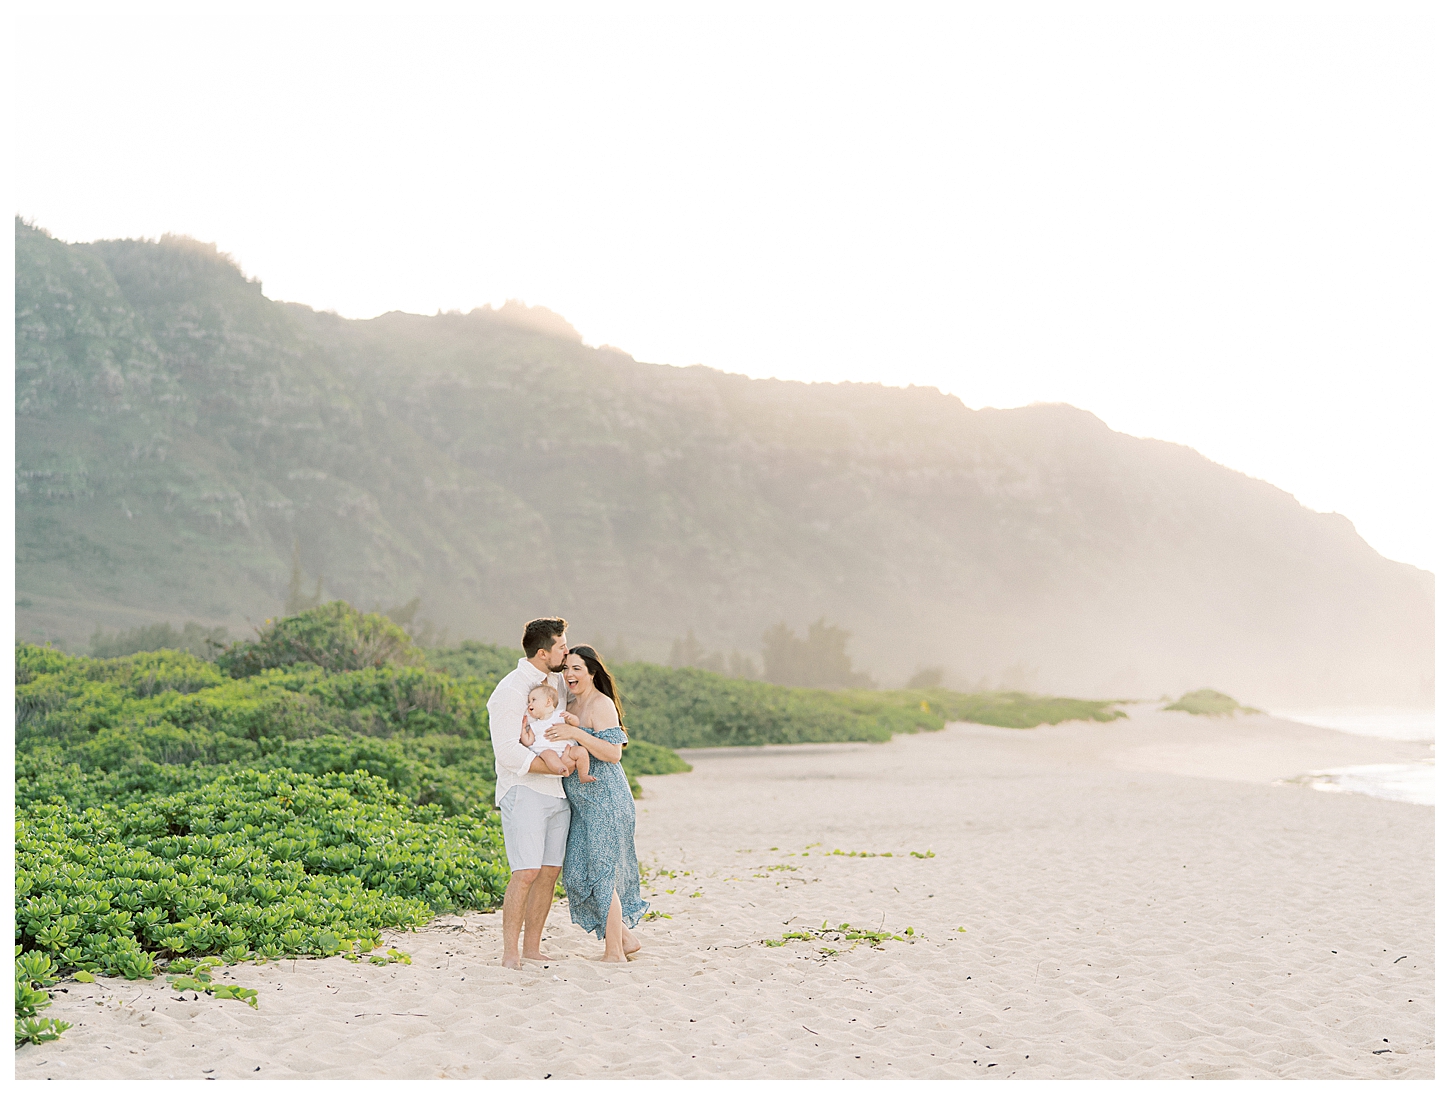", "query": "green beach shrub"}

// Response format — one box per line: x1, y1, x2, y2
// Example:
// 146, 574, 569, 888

919, 689, 1129, 729
622, 738, 694, 777
594, 665, 1123, 748
14, 643, 499, 813
1164, 689, 1261, 717
218, 601, 421, 677
425, 640, 518, 695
